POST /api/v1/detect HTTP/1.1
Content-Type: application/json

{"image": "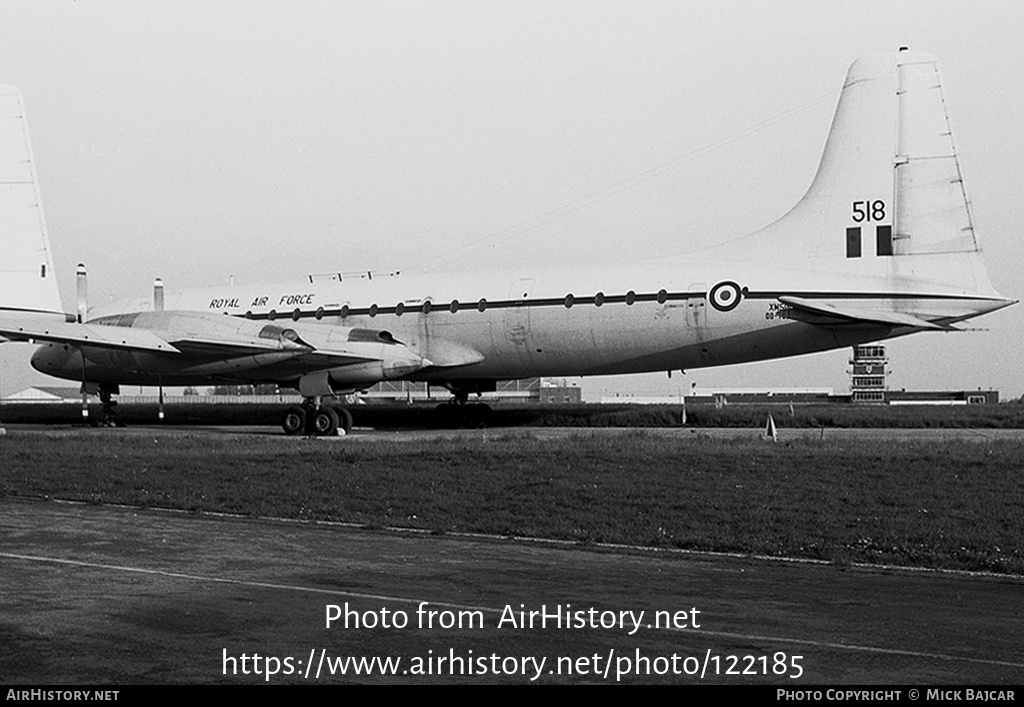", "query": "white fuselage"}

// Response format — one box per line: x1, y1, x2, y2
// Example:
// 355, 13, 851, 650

64, 256, 1001, 388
